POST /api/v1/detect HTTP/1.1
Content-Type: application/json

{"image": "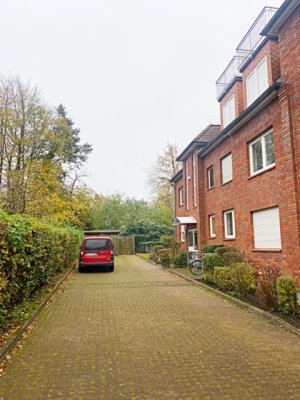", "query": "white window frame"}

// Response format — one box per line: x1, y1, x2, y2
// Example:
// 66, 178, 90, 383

179, 187, 184, 206
252, 207, 281, 249
209, 215, 216, 238
249, 129, 275, 176
224, 209, 235, 239
208, 166, 214, 189
221, 153, 233, 184
180, 225, 185, 243
246, 57, 269, 106
223, 95, 236, 127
